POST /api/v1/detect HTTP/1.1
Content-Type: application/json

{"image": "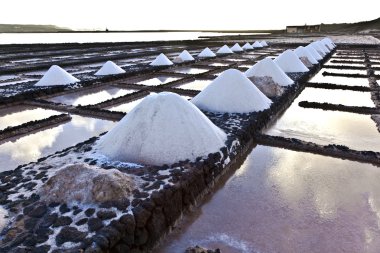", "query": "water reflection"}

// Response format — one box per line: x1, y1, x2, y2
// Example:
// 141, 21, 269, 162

0, 115, 115, 171
173, 68, 209, 75
156, 145, 380, 253
0, 106, 60, 131
309, 72, 369, 87
47, 86, 136, 106
177, 80, 212, 91
137, 76, 180, 86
